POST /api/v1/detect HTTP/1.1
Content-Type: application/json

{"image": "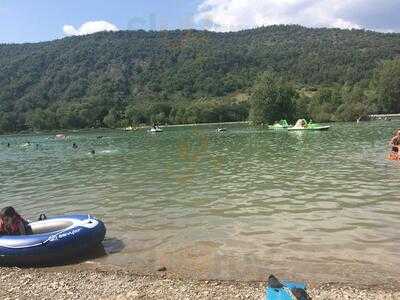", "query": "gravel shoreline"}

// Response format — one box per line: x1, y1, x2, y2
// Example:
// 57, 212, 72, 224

1, 266, 400, 300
